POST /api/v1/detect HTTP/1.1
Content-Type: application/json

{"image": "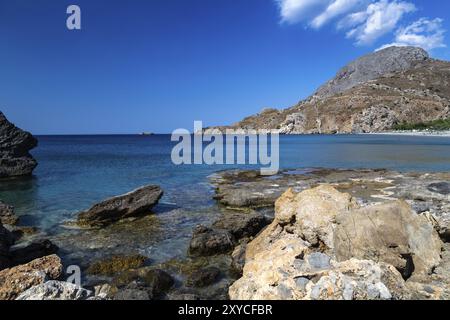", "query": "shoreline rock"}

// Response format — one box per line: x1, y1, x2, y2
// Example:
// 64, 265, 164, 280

0, 255, 62, 300
0, 111, 38, 178
228, 184, 448, 300
16, 281, 94, 300
77, 185, 163, 227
